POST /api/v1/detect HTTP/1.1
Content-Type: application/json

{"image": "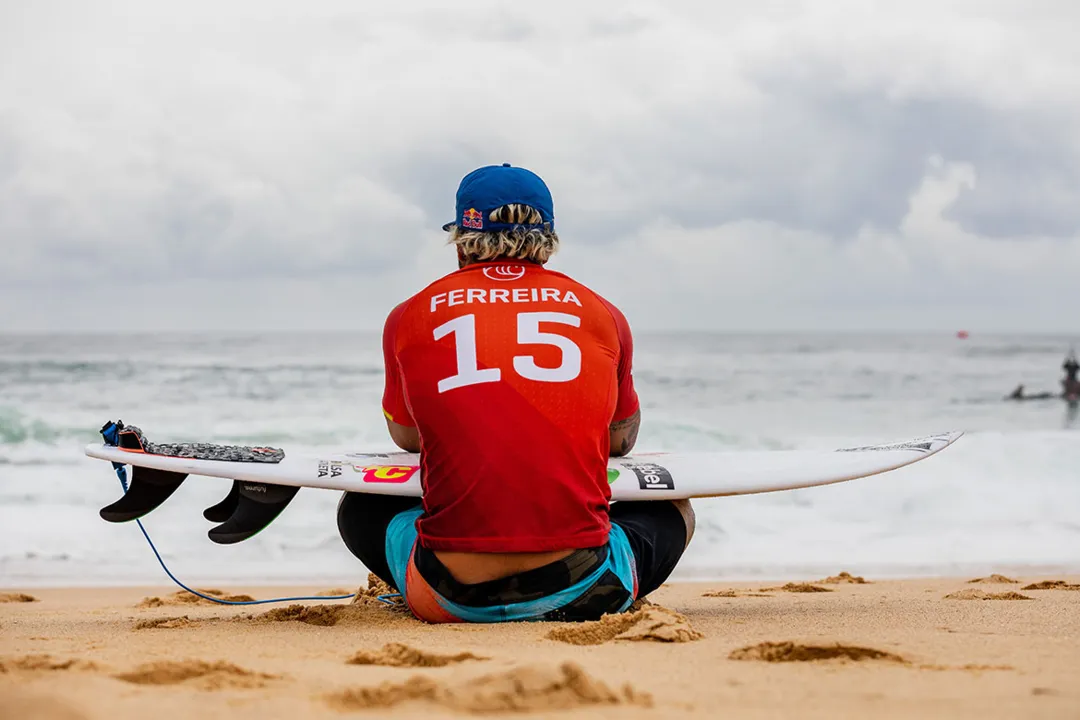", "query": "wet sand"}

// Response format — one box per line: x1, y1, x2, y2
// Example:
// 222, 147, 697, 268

2, 574, 1079, 719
